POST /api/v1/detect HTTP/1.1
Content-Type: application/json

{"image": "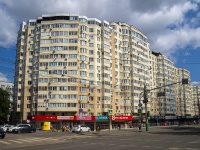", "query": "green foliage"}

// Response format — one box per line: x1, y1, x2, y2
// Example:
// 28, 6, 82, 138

0, 88, 10, 124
